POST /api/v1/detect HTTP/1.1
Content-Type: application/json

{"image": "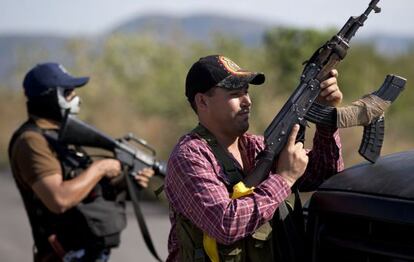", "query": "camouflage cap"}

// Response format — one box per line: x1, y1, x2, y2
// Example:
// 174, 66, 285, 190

185, 55, 265, 102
